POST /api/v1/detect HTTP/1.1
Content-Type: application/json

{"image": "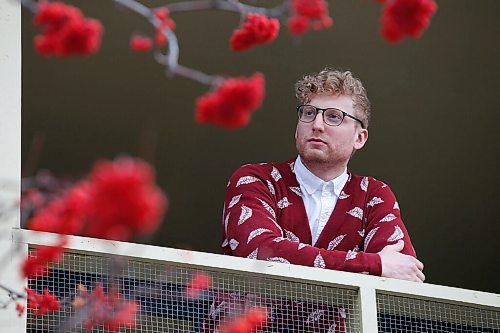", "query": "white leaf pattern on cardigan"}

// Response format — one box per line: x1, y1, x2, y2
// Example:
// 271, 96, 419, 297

380, 213, 397, 222
327, 234, 346, 250
367, 196, 384, 207
313, 253, 326, 268
339, 191, 350, 199
228, 194, 242, 208
394, 201, 400, 210
273, 237, 285, 242
364, 227, 379, 250
289, 162, 295, 172
226, 180, 231, 188
327, 323, 337, 333
266, 180, 276, 195
271, 167, 282, 181
247, 228, 272, 243
285, 230, 300, 242
236, 176, 259, 187
358, 229, 365, 237
267, 217, 283, 236
267, 257, 290, 264
224, 212, 230, 233
347, 207, 363, 220
221, 238, 228, 247
247, 248, 258, 259
360, 177, 369, 192
346, 250, 358, 260
277, 197, 292, 209
298, 243, 308, 250
388, 225, 404, 242
258, 198, 276, 218
289, 186, 302, 197
238, 206, 252, 225
229, 239, 239, 250
305, 309, 325, 323
209, 300, 227, 320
